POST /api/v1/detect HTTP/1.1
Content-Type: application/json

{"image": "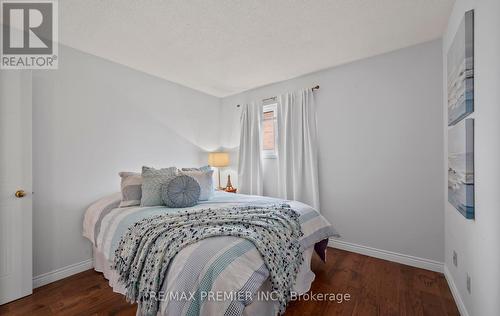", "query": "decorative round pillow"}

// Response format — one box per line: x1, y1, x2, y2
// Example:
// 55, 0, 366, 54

161, 175, 200, 208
